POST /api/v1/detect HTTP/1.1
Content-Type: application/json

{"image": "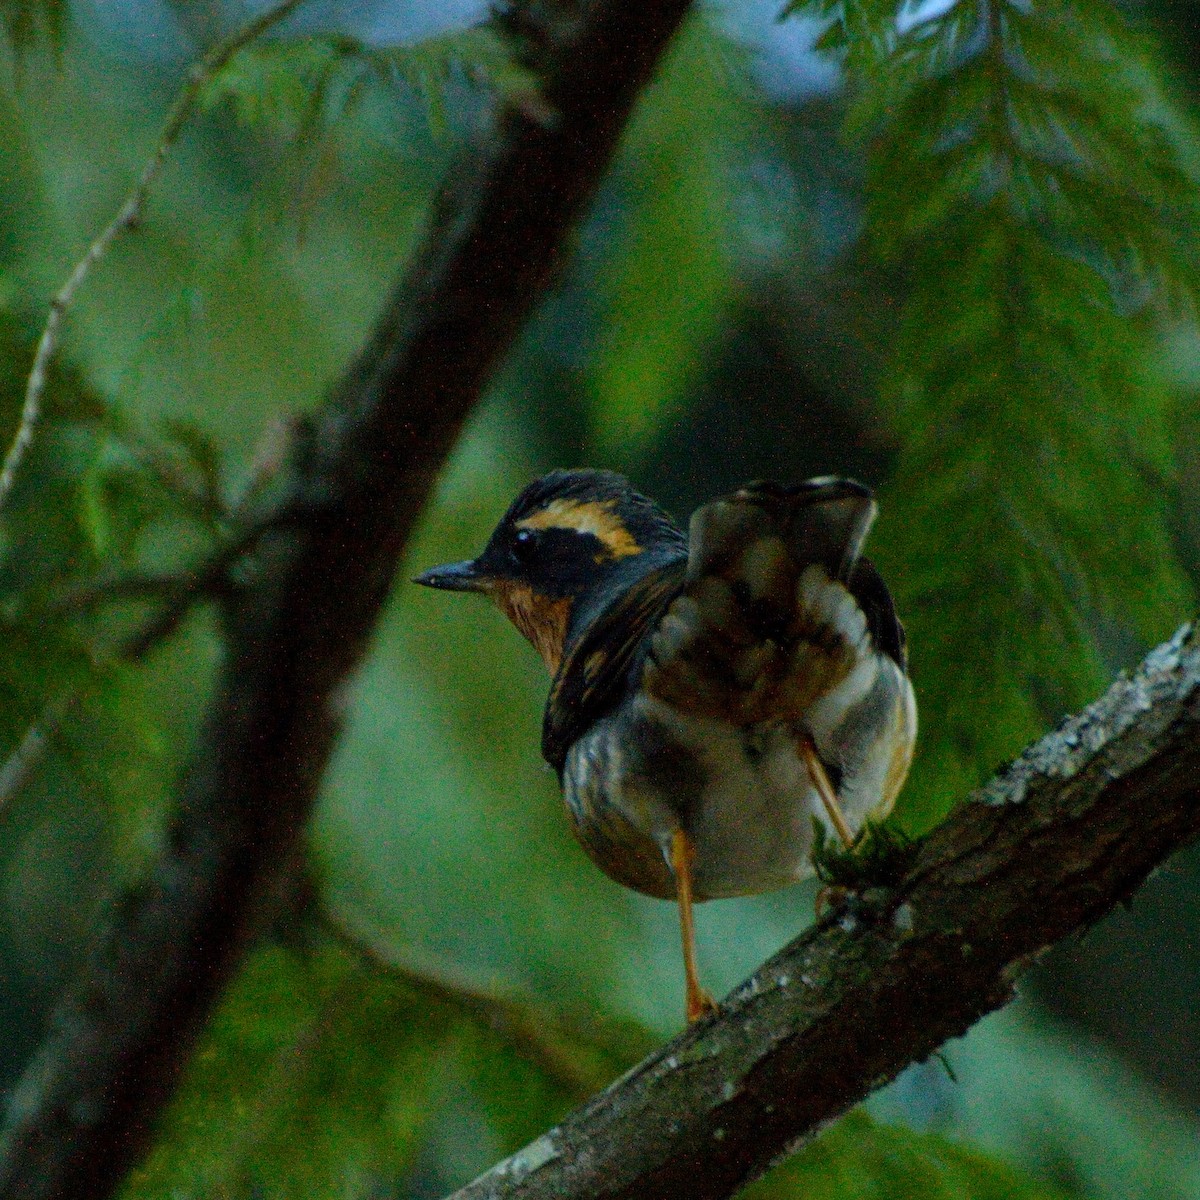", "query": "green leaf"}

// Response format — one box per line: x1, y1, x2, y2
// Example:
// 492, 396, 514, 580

814, 19, 850, 55
200, 25, 533, 144
199, 35, 356, 138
